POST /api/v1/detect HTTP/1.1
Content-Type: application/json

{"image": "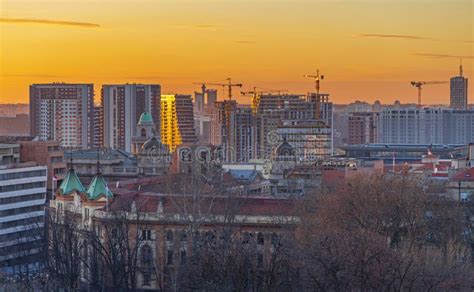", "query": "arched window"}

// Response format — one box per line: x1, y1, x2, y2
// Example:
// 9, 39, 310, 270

141, 128, 147, 137
141, 244, 153, 267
